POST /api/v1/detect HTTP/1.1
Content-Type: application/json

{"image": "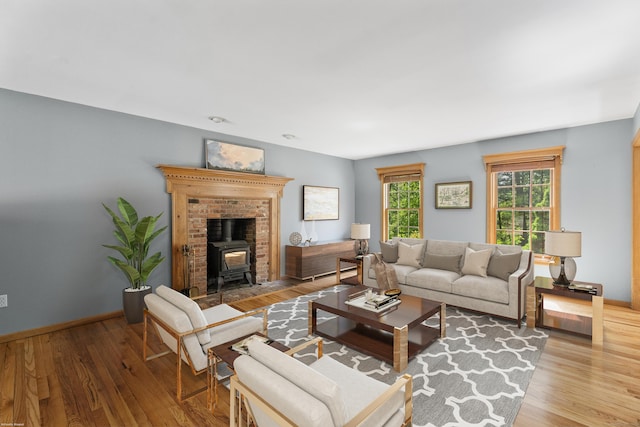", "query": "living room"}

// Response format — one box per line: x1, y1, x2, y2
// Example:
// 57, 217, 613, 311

1, 2, 640, 426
